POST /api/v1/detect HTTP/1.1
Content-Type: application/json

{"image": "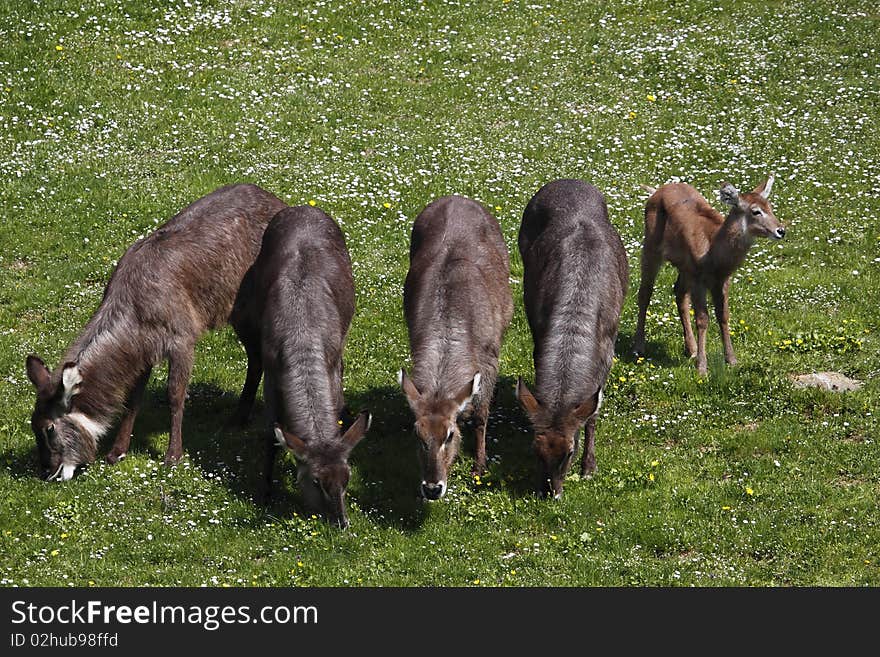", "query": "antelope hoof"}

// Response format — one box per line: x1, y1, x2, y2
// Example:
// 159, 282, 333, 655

580, 463, 597, 479
106, 451, 126, 465
163, 452, 183, 467
726, 356, 738, 366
